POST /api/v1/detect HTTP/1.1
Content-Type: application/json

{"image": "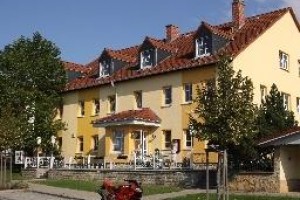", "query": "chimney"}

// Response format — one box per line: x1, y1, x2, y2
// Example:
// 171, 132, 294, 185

165, 24, 180, 42
232, 0, 245, 29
